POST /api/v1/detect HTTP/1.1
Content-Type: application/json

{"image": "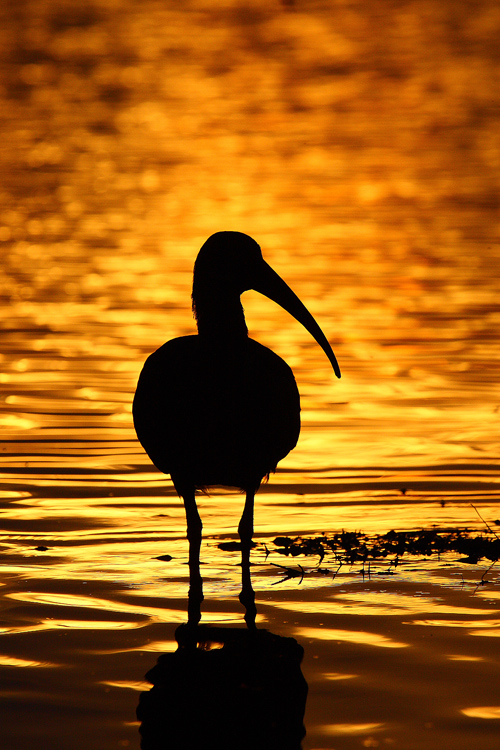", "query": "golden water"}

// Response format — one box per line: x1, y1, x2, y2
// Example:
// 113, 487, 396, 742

1, 1, 499, 748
